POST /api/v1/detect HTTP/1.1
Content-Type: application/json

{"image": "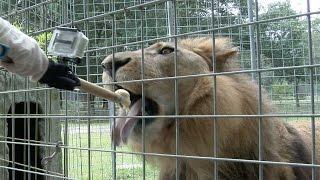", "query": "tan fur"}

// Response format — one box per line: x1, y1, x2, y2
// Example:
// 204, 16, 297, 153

102, 37, 320, 179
